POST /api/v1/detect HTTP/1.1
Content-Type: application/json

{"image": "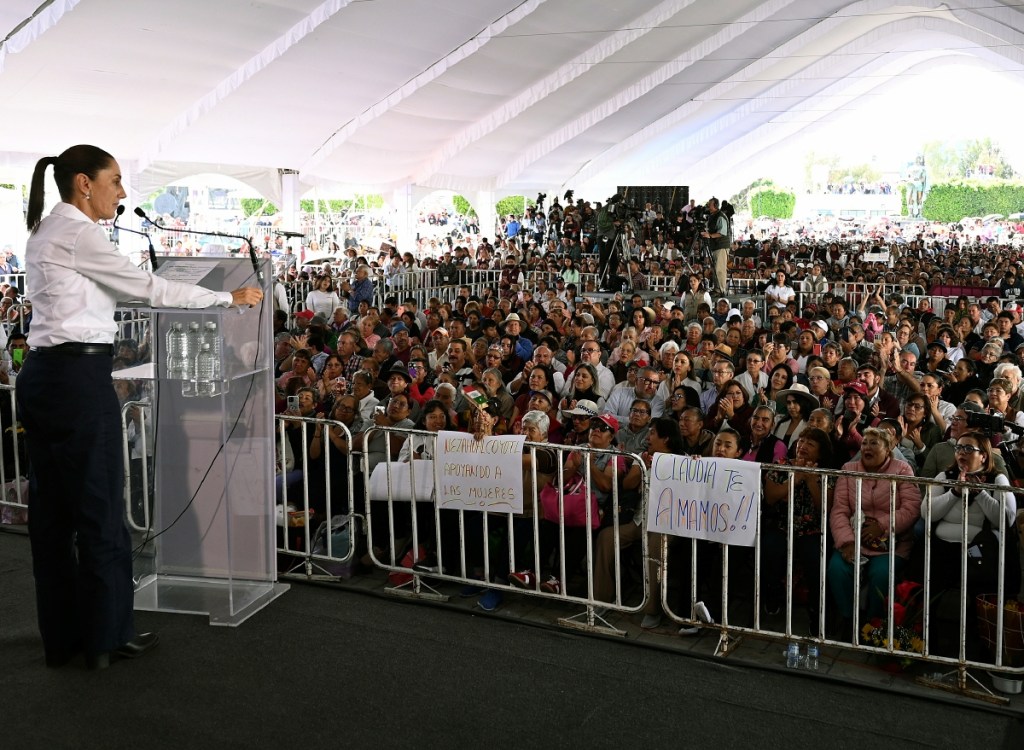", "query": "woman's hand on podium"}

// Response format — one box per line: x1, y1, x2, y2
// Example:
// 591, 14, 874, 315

231, 287, 264, 307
